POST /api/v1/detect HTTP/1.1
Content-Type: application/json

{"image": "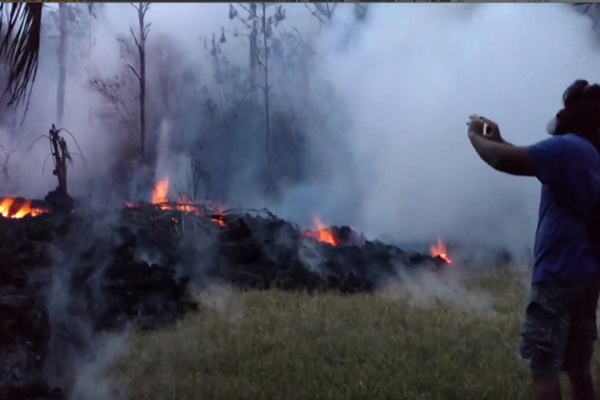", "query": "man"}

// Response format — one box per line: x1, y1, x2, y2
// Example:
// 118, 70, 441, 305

467, 79, 600, 400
